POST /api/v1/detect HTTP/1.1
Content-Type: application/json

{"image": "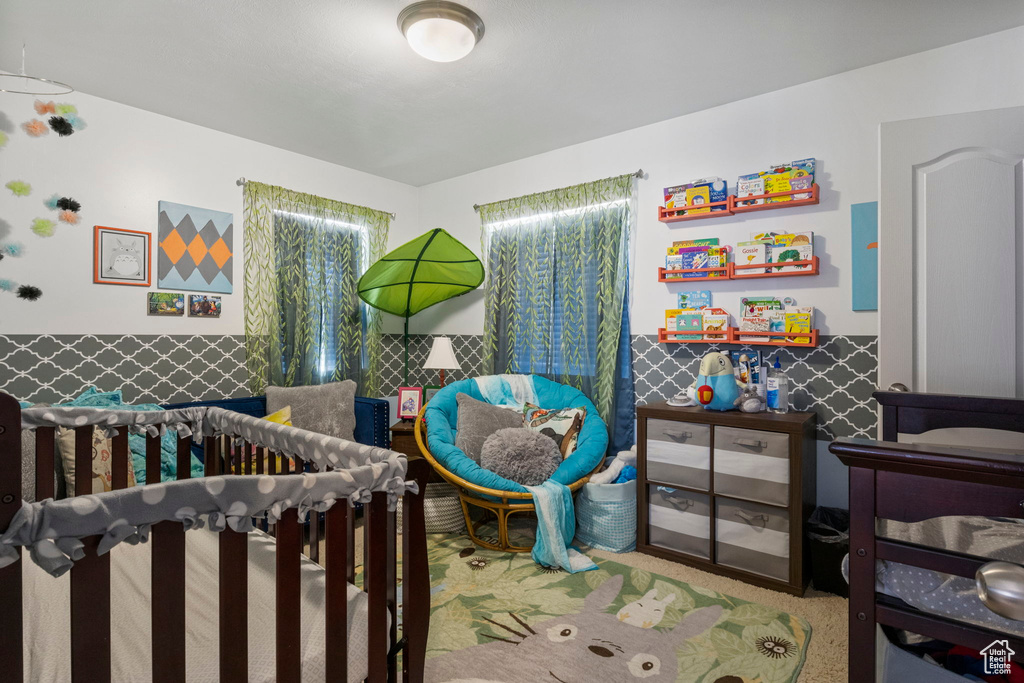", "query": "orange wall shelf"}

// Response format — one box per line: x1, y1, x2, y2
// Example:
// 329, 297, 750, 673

657, 327, 819, 348
657, 184, 820, 224
728, 256, 819, 279
657, 266, 729, 282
